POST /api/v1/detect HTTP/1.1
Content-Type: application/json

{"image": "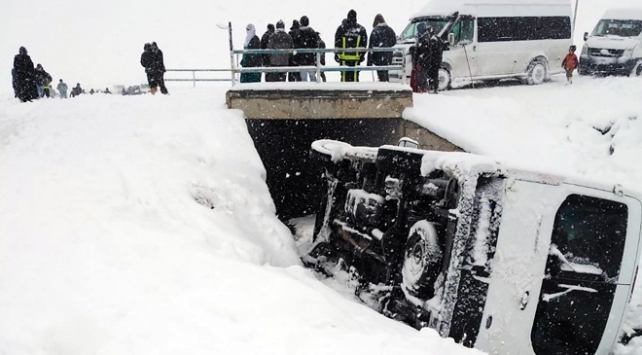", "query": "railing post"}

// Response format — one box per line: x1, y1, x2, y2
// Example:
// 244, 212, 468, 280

316, 52, 321, 83
228, 22, 236, 86
192, 71, 196, 87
